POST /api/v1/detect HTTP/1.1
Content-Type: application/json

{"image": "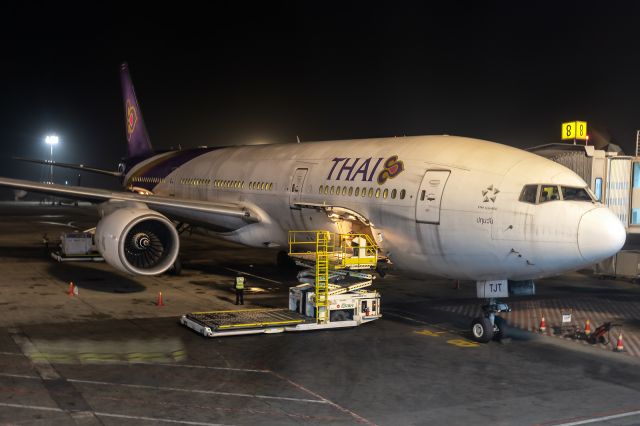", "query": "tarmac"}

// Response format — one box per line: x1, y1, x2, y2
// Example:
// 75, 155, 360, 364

1, 202, 640, 425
